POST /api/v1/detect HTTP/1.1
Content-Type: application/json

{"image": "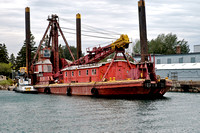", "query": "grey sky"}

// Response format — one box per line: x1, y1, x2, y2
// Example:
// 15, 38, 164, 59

0, 0, 200, 56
